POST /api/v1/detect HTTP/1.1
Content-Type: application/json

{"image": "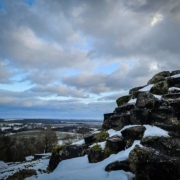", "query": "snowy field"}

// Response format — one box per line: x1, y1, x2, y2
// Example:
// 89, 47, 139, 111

0, 125, 169, 180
